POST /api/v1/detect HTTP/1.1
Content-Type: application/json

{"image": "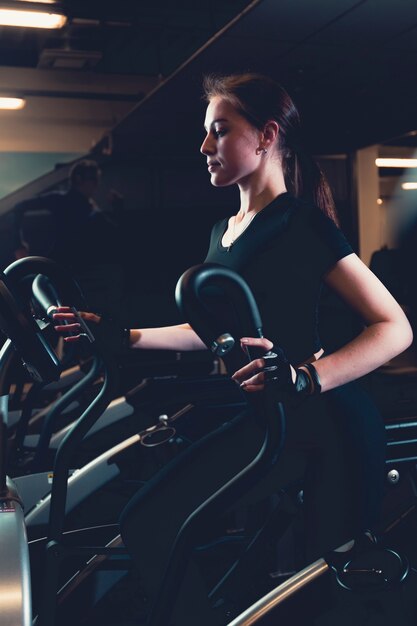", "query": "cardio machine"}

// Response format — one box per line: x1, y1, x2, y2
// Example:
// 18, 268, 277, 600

0, 256, 283, 625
